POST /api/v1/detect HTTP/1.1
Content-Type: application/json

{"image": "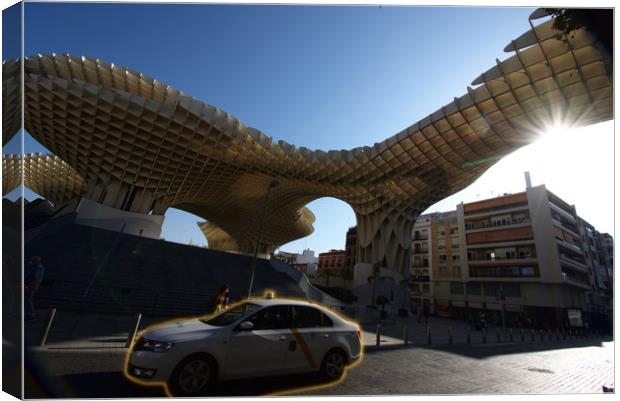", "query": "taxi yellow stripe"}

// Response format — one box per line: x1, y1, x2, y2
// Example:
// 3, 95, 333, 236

289, 328, 317, 369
